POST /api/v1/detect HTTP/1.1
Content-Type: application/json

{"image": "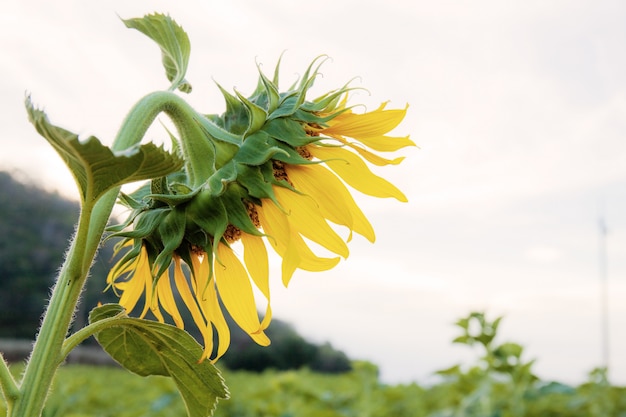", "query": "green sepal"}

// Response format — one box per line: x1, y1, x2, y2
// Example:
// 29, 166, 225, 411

220, 185, 264, 237
295, 55, 329, 91
235, 164, 277, 201
257, 68, 280, 114
90, 304, 229, 417
207, 160, 238, 196
123, 13, 192, 93
153, 207, 187, 278
195, 113, 242, 146
110, 208, 169, 240
235, 90, 268, 137
214, 83, 249, 135
26, 97, 183, 204
235, 131, 288, 166
268, 92, 301, 119
148, 188, 199, 206
186, 189, 228, 250
267, 139, 317, 165
263, 118, 318, 147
